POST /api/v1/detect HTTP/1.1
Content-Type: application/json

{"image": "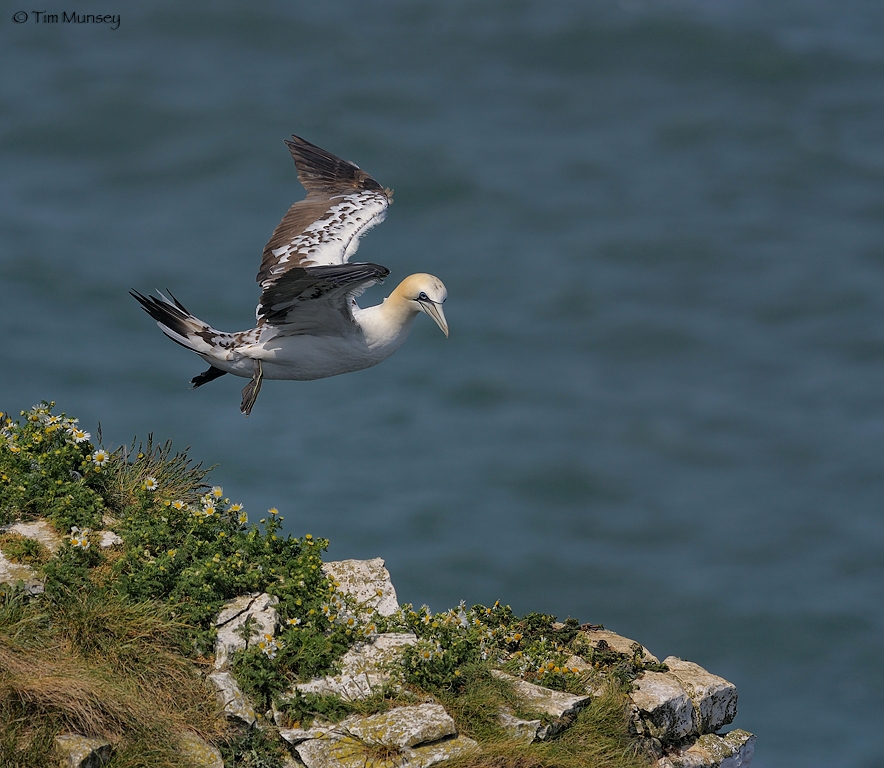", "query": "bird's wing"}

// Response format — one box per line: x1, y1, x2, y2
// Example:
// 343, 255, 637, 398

257, 135, 393, 289
257, 262, 390, 337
